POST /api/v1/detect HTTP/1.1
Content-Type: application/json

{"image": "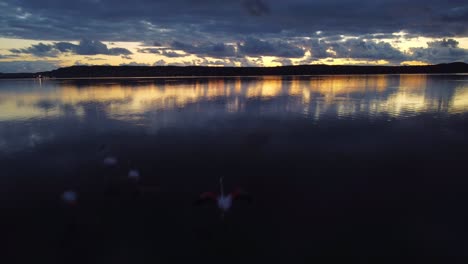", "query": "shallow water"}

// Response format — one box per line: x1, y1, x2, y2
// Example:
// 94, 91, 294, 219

1, 75, 468, 263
